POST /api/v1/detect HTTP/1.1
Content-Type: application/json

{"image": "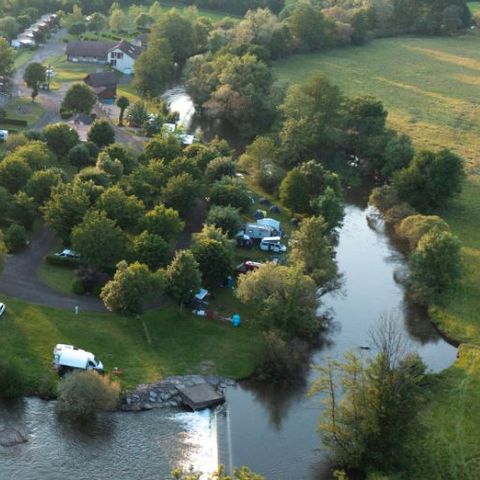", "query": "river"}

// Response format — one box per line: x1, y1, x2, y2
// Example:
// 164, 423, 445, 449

0, 88, 458, 480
